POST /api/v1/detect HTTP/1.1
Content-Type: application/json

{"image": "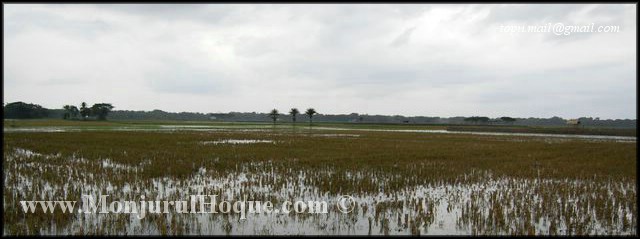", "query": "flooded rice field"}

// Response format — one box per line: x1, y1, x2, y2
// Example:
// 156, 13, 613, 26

3, 127, 637, 235
4, 125, 636, 143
